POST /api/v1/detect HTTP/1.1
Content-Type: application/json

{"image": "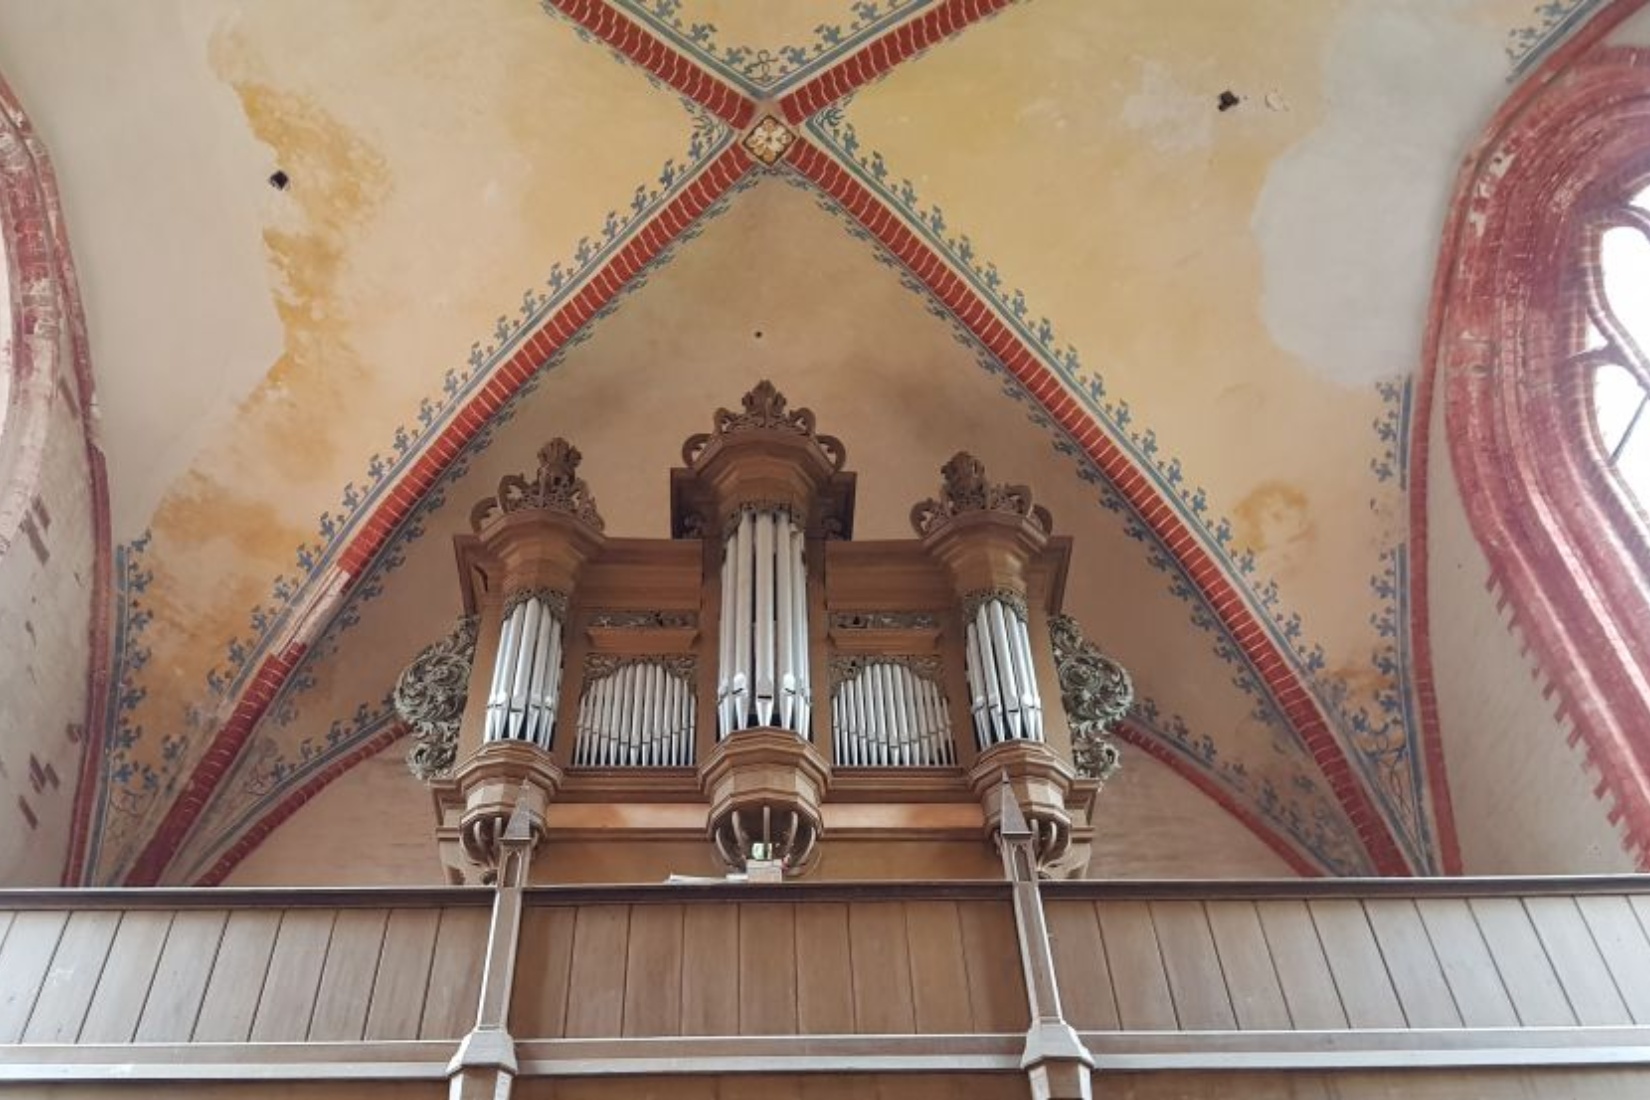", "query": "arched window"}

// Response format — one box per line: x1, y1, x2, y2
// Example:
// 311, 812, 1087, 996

1435, 35, 1650, 861
1583, 182, 1650, 510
